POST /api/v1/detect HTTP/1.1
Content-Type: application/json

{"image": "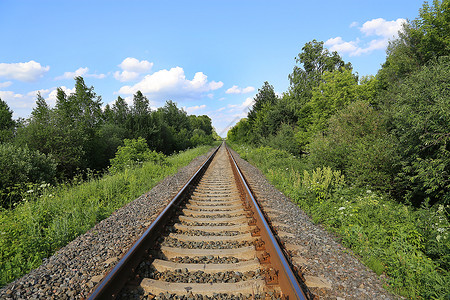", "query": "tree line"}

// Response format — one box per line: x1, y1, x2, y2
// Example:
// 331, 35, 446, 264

0, 79, 217, 206
228, 0, 449, 207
